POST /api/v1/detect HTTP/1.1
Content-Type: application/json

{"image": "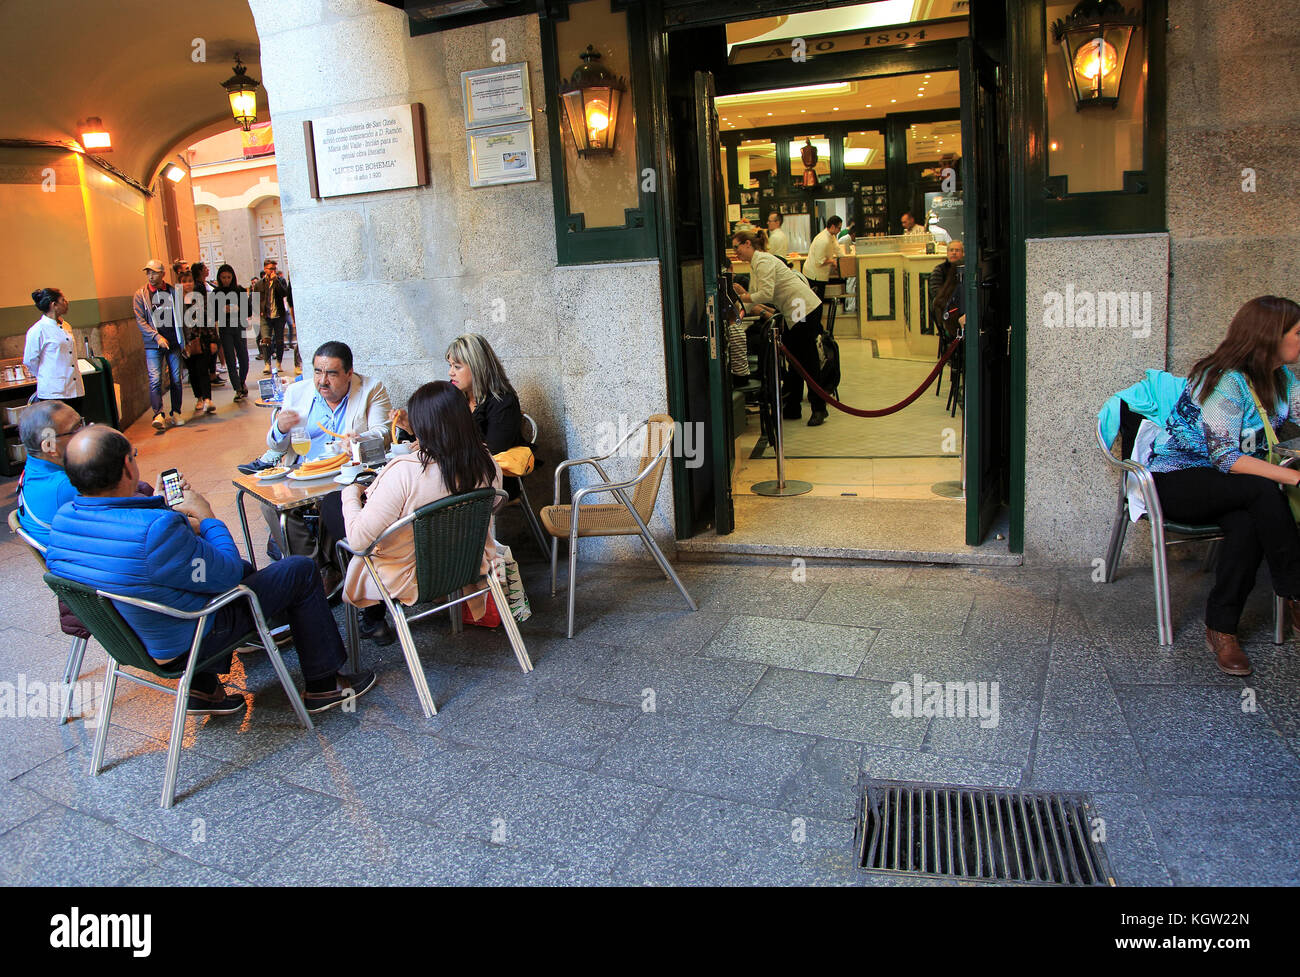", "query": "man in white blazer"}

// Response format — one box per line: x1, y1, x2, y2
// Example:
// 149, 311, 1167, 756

260, 341, 392, 585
